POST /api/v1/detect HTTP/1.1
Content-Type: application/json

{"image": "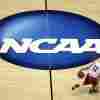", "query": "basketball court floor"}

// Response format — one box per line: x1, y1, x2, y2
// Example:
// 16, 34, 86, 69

0, 0, 100, 100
